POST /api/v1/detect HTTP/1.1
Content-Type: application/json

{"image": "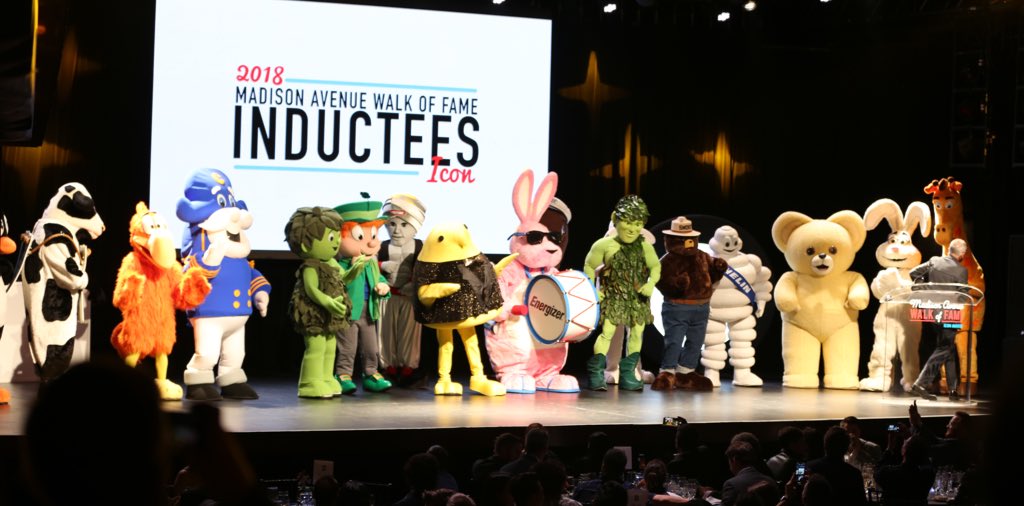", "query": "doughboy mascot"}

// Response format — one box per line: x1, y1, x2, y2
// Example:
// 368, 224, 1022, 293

701, 226, 773, 387
177, 169, 270, 401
